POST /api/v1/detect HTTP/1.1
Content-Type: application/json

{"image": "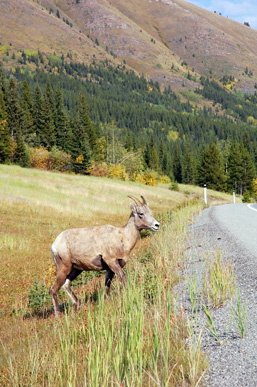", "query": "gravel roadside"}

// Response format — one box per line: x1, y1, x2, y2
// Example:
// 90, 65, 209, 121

179, 205, 257, 386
